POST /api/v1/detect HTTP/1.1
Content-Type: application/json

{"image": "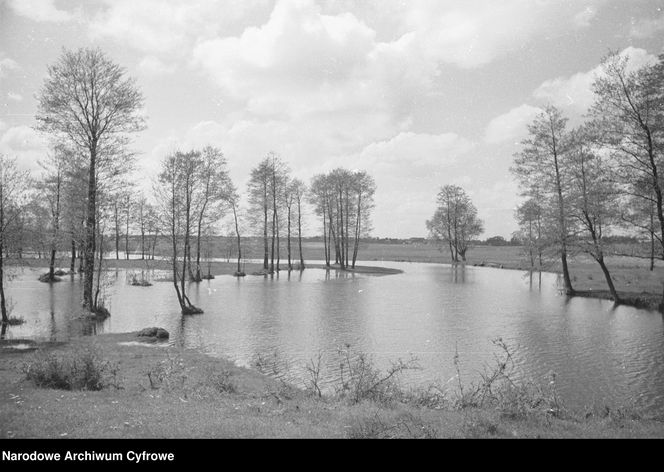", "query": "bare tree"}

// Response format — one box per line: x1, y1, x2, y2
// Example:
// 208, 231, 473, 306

290, 179, 307, 270
35, 47, 145, 311
426, 185, 484, 263
351, 171, 376, 269
515, 198, 545, 270
156, 150, 203, 315
191, 146, 231, 281
38, 143, 73, 282
225, 185, 245, 276
247, 158, 271, 271
309, 174, 332, 266
512, 106, 576, 295
0, 155, 30, 324
589, 52, 664, 262
568, 127, 621, 303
